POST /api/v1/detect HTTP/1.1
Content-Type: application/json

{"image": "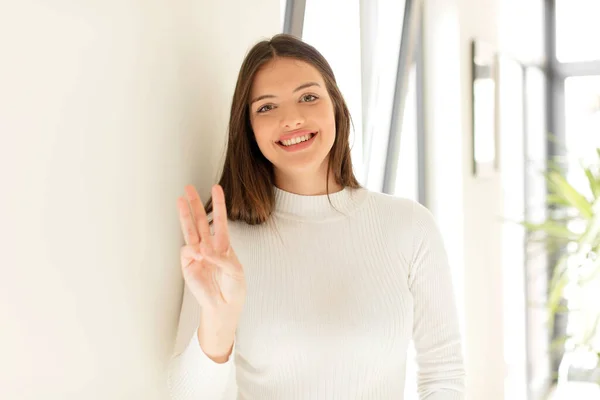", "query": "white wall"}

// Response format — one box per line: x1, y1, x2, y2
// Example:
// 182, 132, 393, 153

458, 1, 506, 398
0, 1, 279, 399
424, 0, 545, 399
